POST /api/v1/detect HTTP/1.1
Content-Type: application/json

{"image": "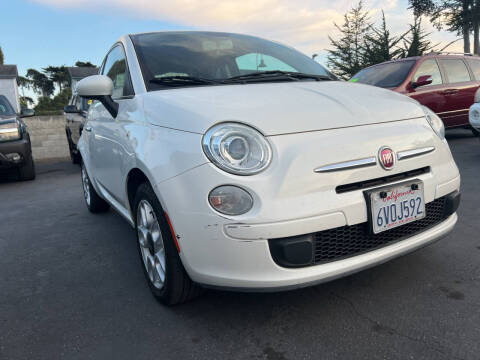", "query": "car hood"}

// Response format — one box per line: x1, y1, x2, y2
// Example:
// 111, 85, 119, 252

143, 81, 425, 136
0, 115, 17, 122
0, 116, 18, 126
